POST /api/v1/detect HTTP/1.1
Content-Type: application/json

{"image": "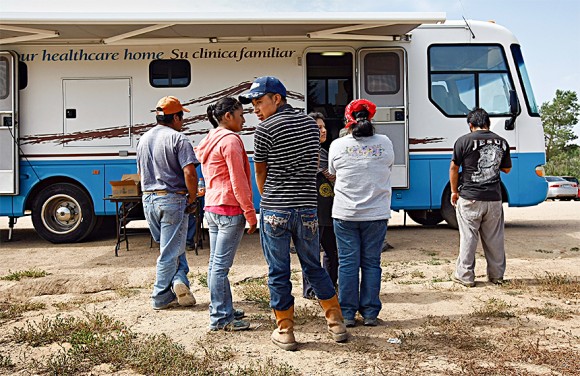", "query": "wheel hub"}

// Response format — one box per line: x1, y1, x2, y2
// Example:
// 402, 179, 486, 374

55, 205, 75, 223
41, 194, 82, 234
